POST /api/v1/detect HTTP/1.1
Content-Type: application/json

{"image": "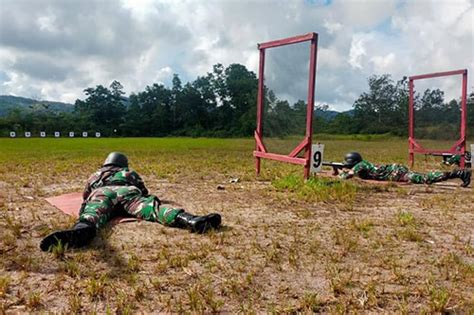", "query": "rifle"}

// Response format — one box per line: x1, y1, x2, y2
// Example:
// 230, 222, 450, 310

322, 162, 349, 175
